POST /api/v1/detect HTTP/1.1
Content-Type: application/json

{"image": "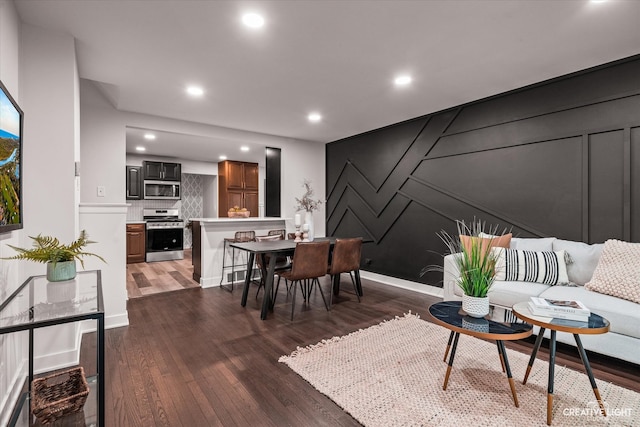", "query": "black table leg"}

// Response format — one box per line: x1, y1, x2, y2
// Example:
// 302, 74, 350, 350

443, 332, 460, 390
574, 334, 607, 417
443, 331, 454, 362
97, 314, 105, 426
260, 254, 277, 319
240, 252, 255, 307
524, 327, 546, 384
497, 340, 519, 407
547, 330, 557, 425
